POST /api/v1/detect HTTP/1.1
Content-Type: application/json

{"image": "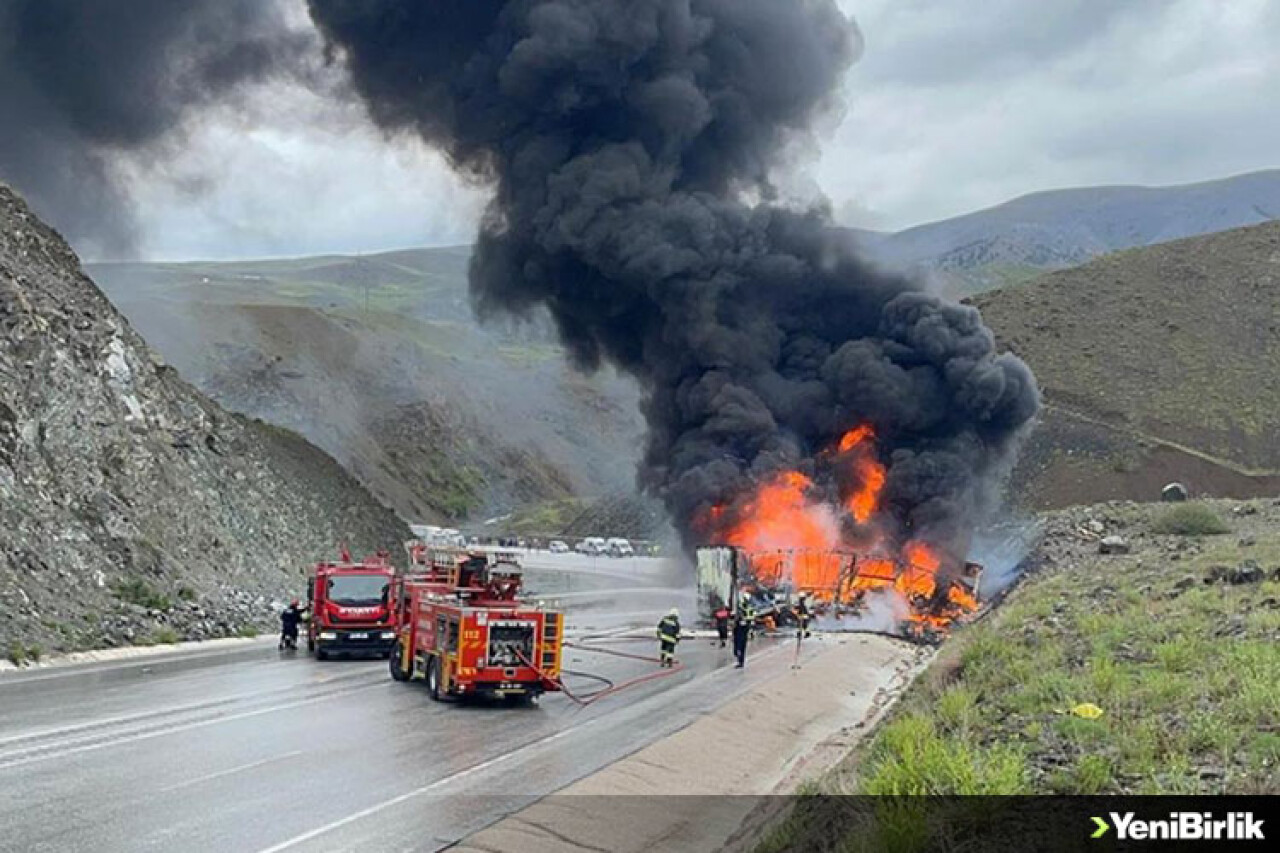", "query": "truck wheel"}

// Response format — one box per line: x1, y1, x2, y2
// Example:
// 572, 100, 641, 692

389, 643, 409, 682
426, 657, 442, 701
316, 648, 329, 661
